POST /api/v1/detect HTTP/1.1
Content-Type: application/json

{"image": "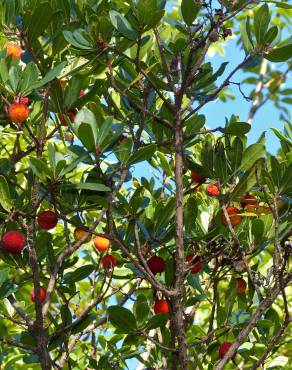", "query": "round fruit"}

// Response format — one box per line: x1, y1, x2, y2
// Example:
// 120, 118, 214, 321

74, 227, 91, 243
147, 256, 166, 275
102, 254, 118, 269
191, 170, 206, 184
186, 255, 202, 274
206, 184, 220, 197
236, 277, 247, 294
221, 207, 241, 227
219, 341, 236, 359
240, 194, 257, 208
30, 287, 46, 303
19, 97, 29, 105
2, 231, 26, 254
94, 236, 110, 251
154, 299, 169, 315
8, 103, 29, 124
37, 211, 58, 230
5, 43, 22, 60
